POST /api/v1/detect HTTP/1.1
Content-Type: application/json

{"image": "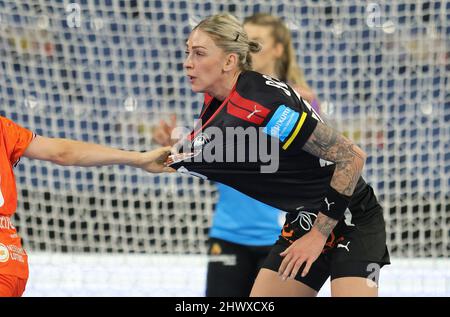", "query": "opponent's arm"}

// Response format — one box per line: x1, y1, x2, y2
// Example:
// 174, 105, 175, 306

23, 135, 174, 173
